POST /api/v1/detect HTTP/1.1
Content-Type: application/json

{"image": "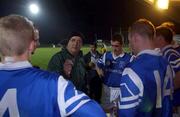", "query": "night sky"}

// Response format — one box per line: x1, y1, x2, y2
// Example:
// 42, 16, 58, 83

0, 0, 180, 44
